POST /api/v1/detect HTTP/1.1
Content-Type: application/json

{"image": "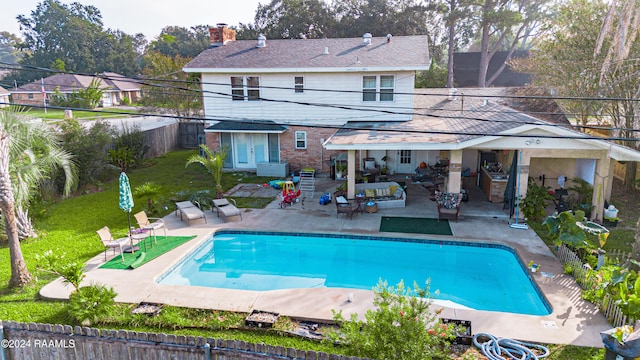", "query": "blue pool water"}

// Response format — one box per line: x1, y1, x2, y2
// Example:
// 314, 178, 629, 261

158, 231, 551, 315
